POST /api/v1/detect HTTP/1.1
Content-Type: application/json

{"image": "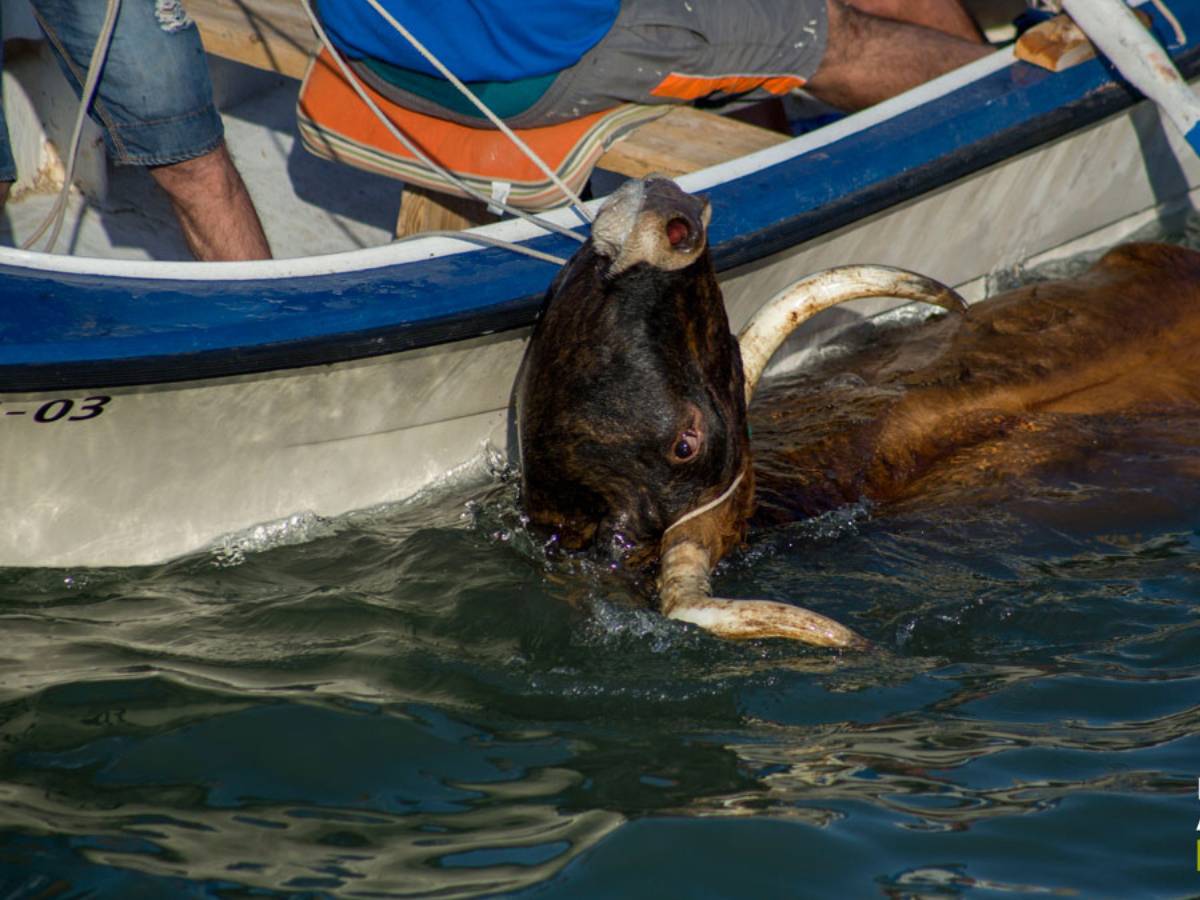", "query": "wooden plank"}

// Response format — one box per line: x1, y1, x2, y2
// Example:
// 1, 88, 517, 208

395, 185, 498, 239
187, 0, 317, 79
596, 106, 790, 179
1014, 9, 1151, 73
1014, 14, 1096, 72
